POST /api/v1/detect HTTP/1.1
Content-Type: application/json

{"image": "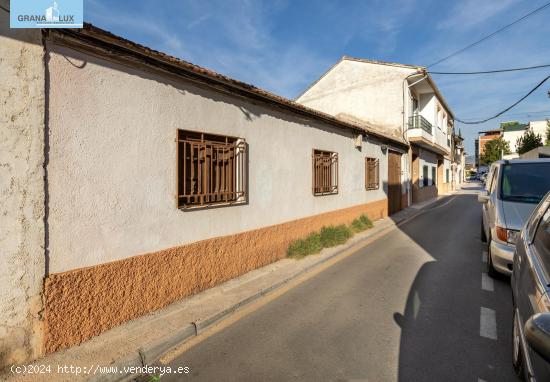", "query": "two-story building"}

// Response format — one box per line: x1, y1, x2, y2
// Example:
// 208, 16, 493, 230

452, 131, 465, 188
296, 57, 455, 207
